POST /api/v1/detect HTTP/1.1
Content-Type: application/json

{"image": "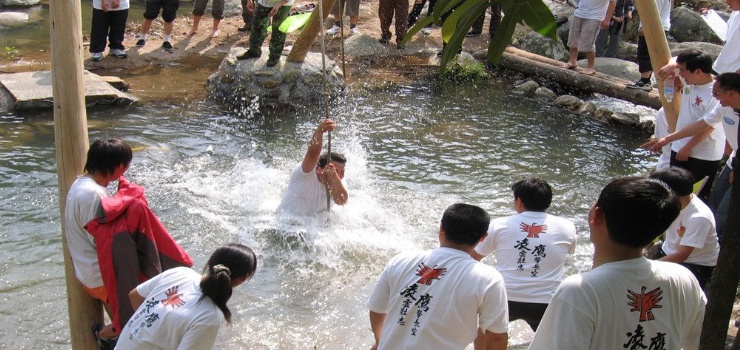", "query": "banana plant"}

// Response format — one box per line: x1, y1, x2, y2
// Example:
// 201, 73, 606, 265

400, 0, 558, 69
